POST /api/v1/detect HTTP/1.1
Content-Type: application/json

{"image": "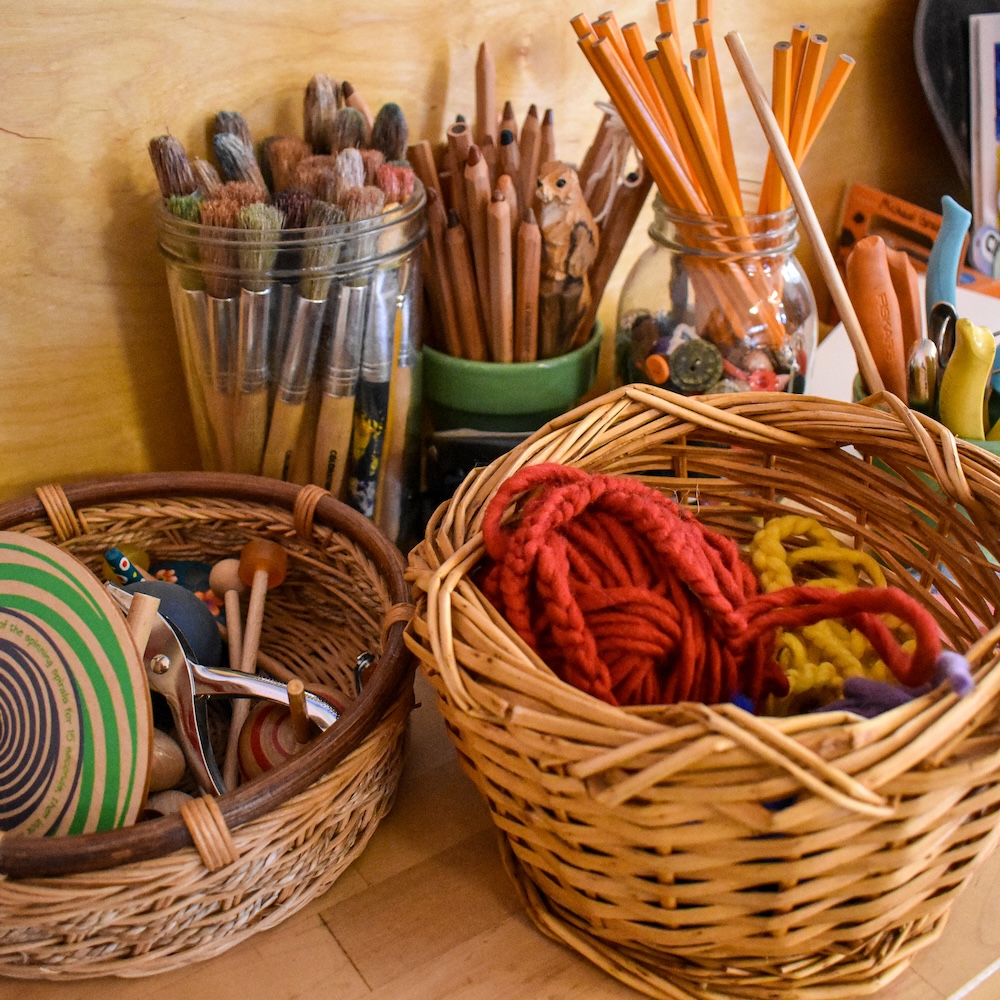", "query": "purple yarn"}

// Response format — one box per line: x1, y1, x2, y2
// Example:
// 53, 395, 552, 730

935, 650, 975, 697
